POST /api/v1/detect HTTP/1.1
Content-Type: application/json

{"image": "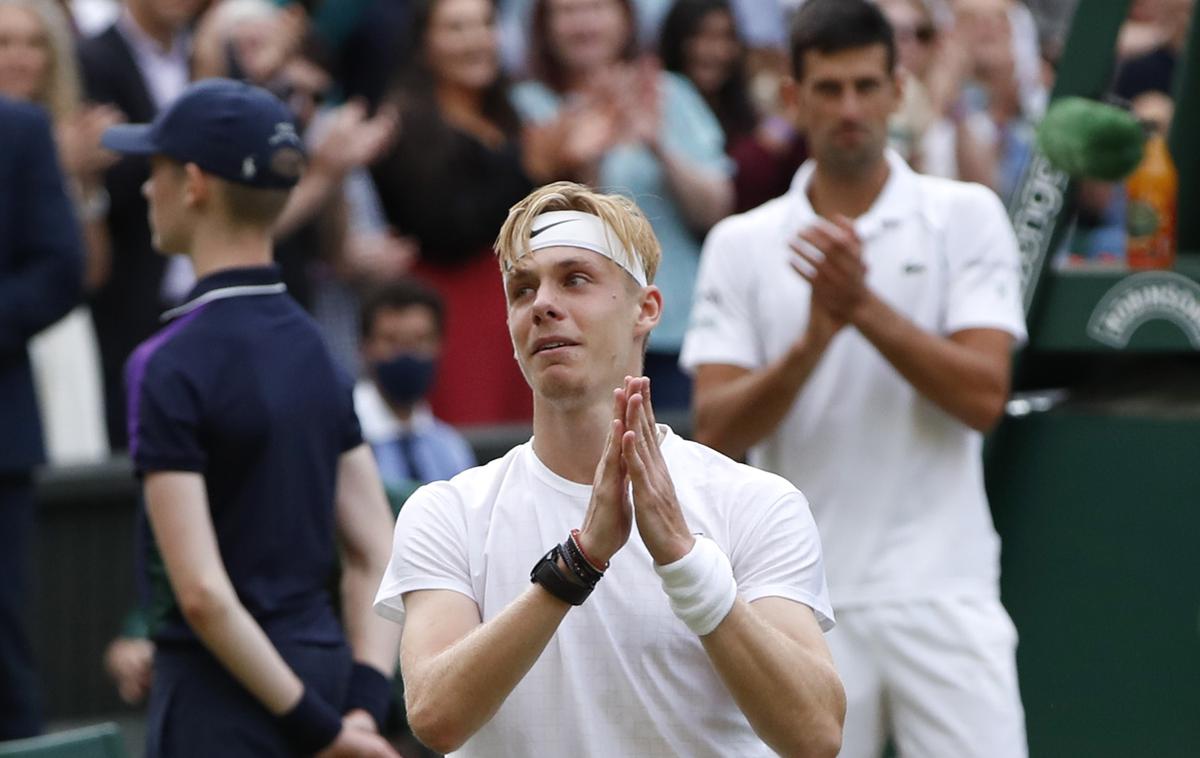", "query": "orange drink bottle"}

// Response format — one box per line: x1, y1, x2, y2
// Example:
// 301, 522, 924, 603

1125, 130, 1178, 270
